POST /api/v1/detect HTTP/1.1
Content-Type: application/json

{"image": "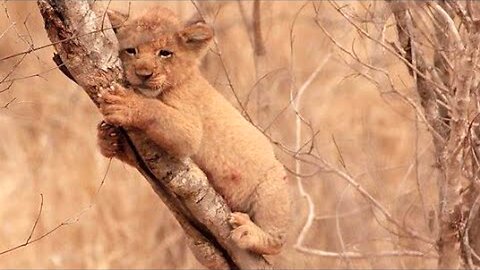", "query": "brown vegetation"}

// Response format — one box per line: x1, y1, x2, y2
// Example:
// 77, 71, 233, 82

1, 1, 480, 269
